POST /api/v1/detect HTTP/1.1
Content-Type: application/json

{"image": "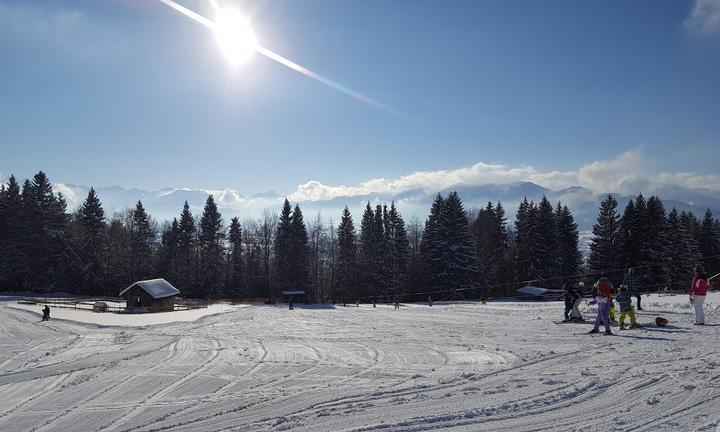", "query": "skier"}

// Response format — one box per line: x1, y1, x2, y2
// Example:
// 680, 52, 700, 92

689, 265, 710, 325
289, 298, 294, 310
394, 297, 400, 310
562, 284, 575, 322
571, 282, 585, 321
589, 276, 613, 335
617, 284, 639, 329
622, 267, 643, 310
41, 305, 50, 321
428, 296, 433, 307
